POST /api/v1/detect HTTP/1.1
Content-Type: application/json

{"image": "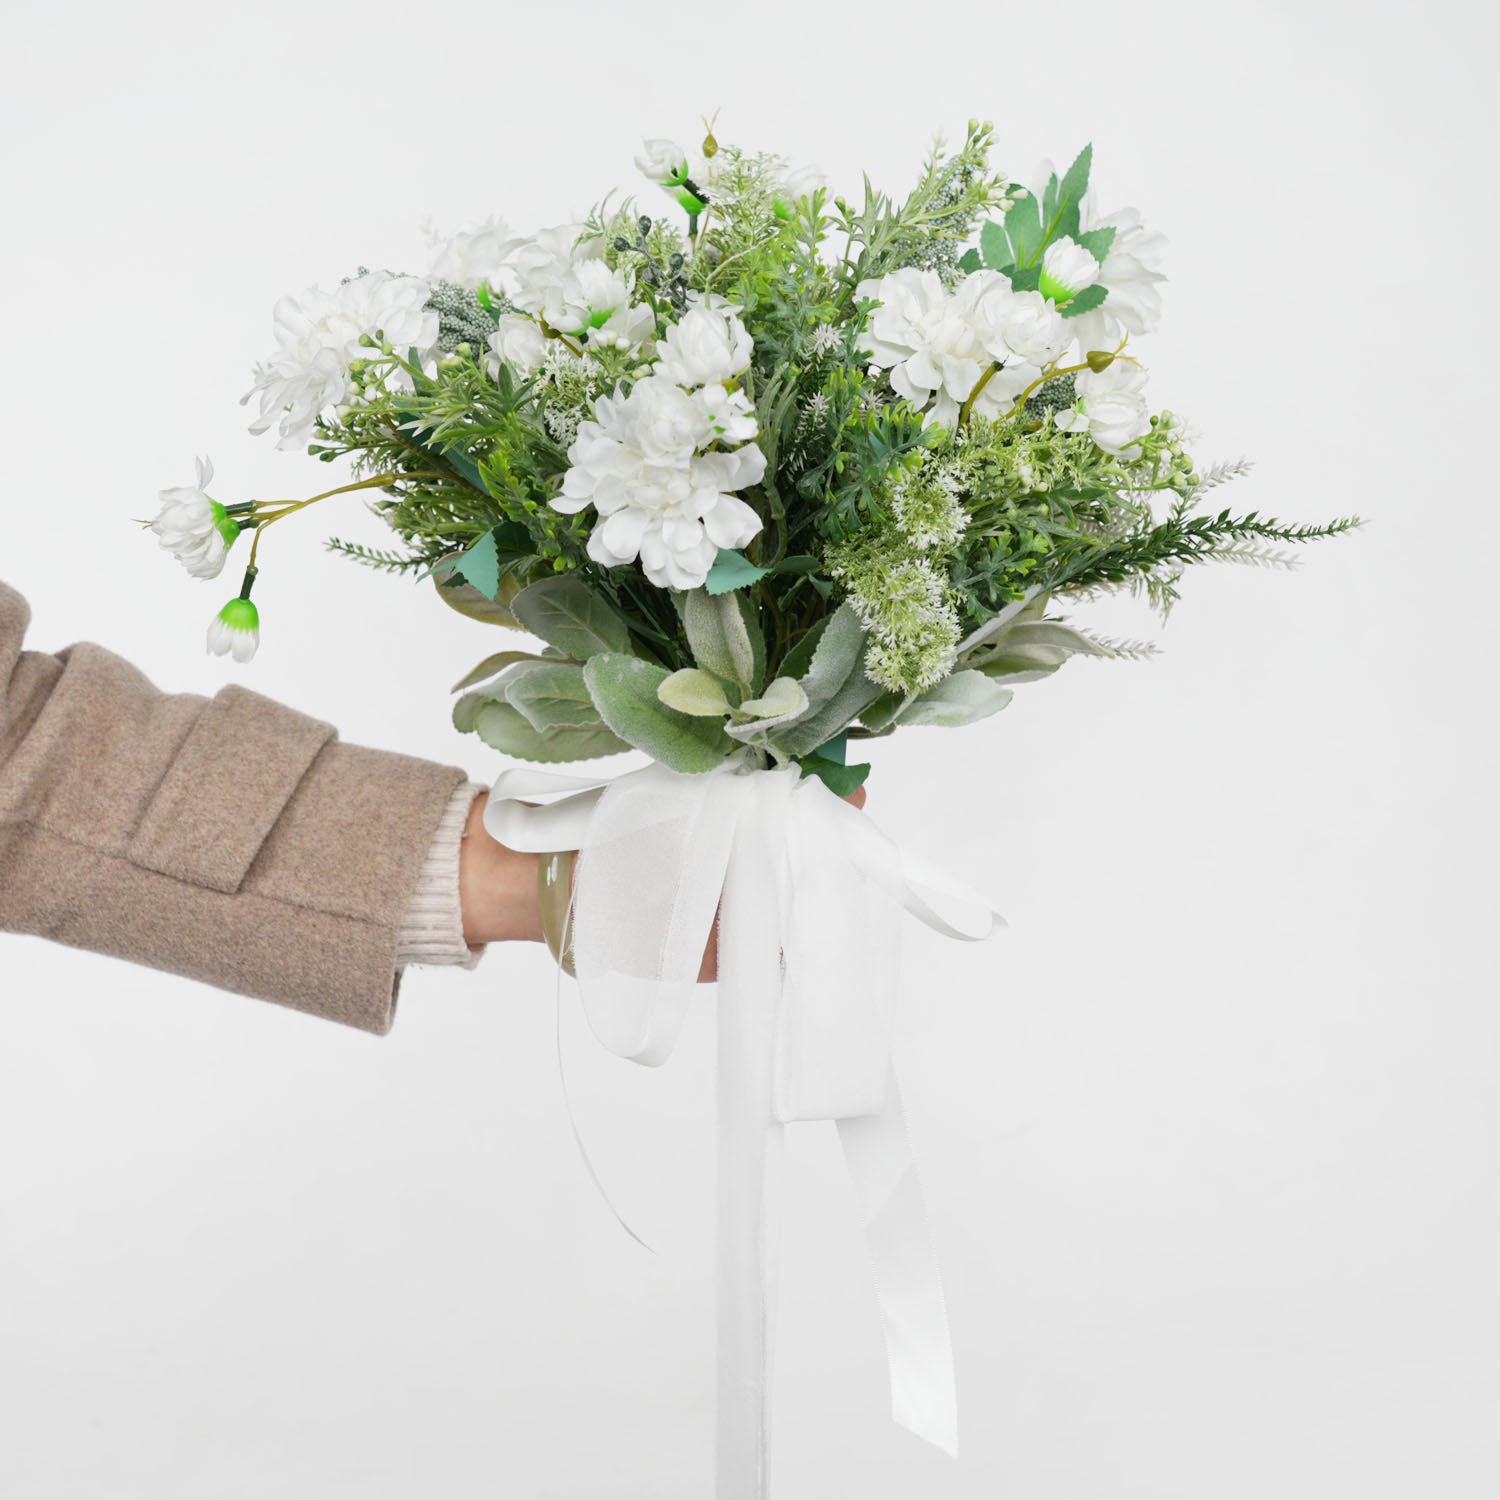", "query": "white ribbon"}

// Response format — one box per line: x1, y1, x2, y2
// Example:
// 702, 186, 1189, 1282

485, 748, 1004, 1495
